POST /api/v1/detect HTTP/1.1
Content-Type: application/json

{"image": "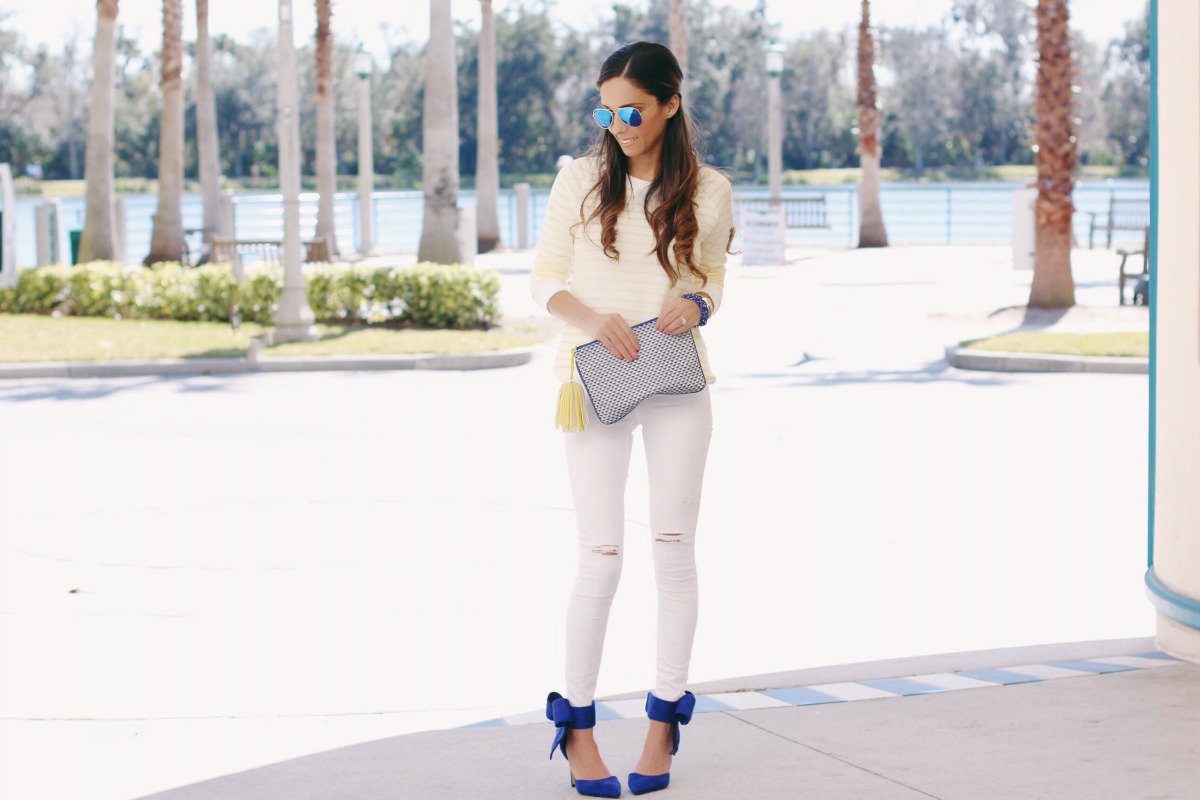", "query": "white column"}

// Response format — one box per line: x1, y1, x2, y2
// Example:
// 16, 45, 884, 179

271, 0, 315, 343
0, 163, 16, 288
515, 182, 531, 250
768, 75, 782, 203
456, 206, 476, 266
218, 189, 235, 239
36, 204, 53, 266
357, 71, 374, 255
1147, 0, 1200, 663
112, 195, 126, 264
